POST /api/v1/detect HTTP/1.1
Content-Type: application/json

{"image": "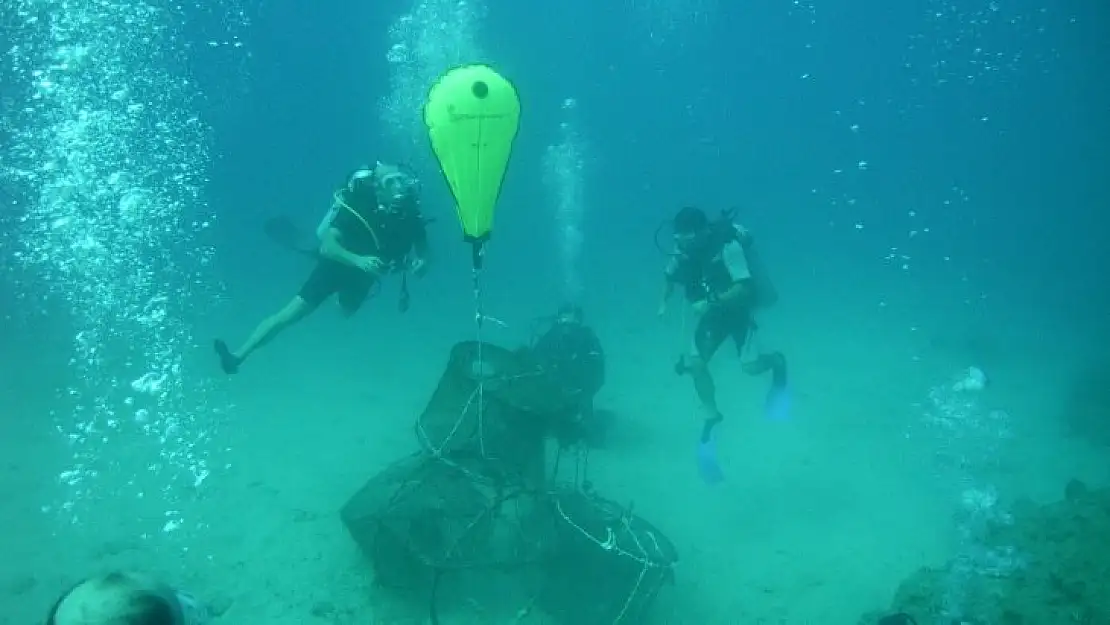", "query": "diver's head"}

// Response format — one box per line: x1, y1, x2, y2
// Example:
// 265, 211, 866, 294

372, 161, 419, 211
346, 167, 376, 201
46, 572, 195, 625
556, 303, 583, 325
672, 206, 711, 255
